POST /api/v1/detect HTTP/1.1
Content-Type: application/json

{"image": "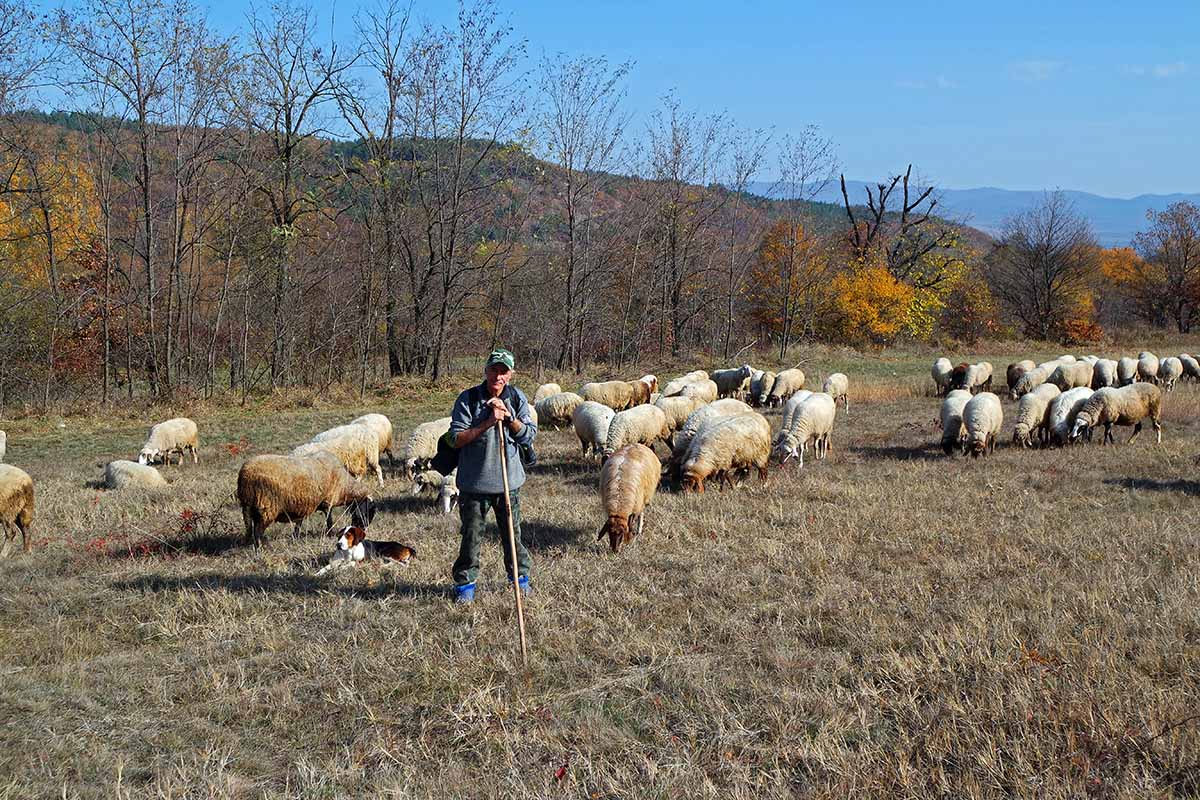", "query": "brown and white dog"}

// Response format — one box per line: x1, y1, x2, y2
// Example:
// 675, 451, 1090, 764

316, 525, 415, 575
